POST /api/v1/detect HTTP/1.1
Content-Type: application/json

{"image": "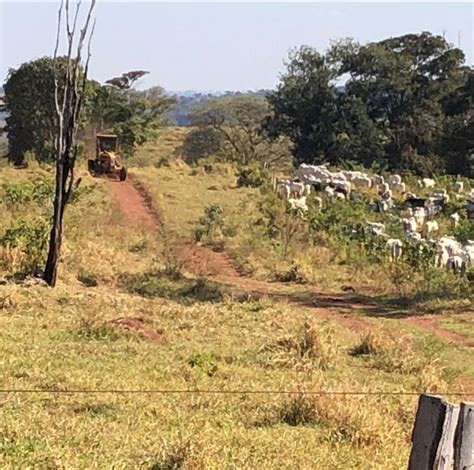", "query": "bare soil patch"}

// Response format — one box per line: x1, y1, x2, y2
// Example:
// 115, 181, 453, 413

111, 317, 166, 342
